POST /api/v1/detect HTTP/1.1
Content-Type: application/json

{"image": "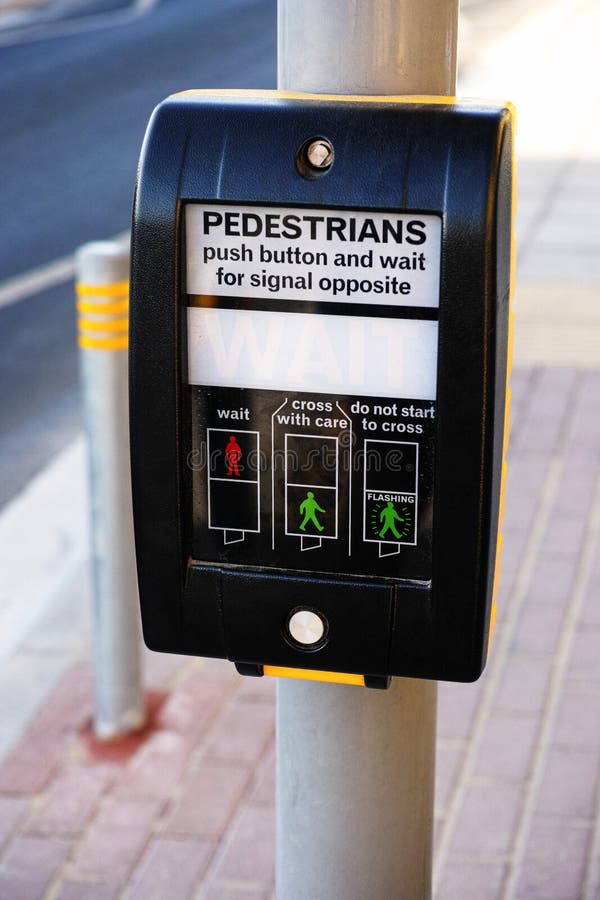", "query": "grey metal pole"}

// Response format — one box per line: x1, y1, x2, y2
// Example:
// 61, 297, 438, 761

278, 0, 458, 97
276, 2, 458, 898
277, 678, 438, 899
76, 240, 145, 740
